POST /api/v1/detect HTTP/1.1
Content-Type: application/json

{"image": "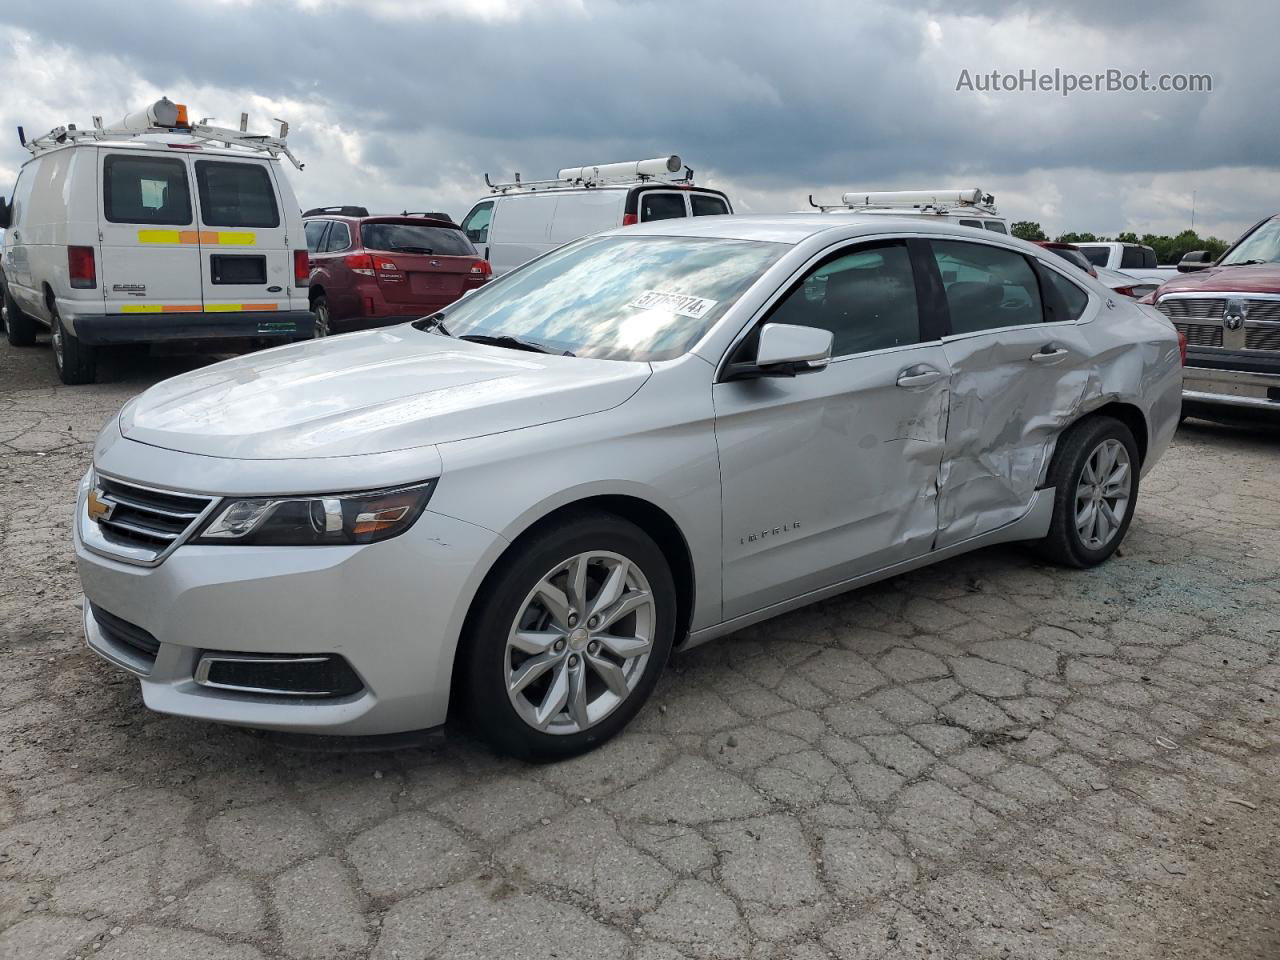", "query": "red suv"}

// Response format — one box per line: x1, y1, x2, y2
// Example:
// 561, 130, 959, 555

302, 207, 491, 335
